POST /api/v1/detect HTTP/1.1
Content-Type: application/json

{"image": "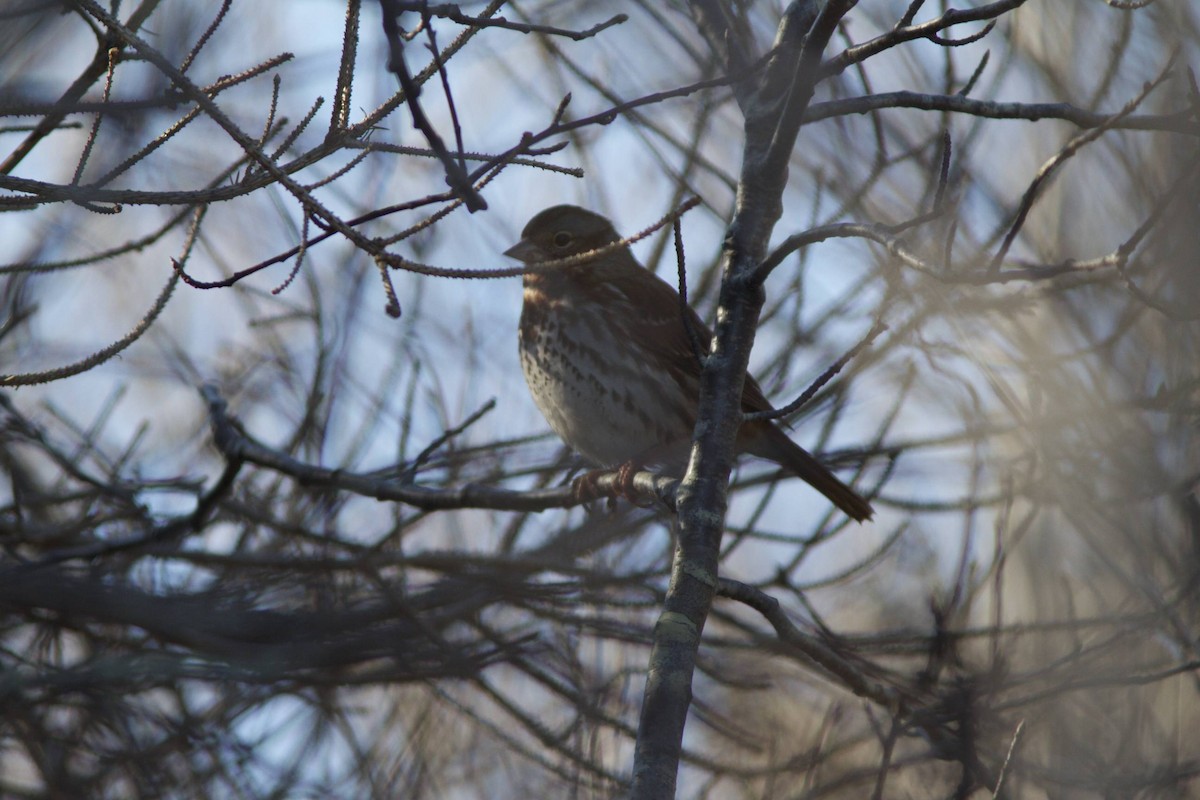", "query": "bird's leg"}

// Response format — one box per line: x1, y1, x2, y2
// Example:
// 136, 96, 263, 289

571, 461, 654, 509
573, 440, 685, 508
572, 469, 609, 504
614, 459, 656, 507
